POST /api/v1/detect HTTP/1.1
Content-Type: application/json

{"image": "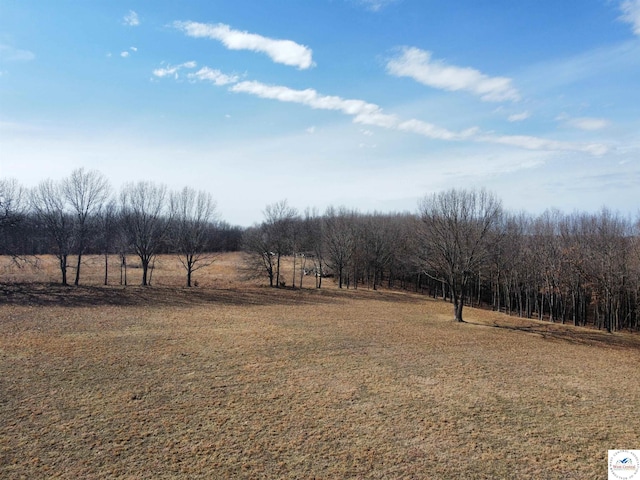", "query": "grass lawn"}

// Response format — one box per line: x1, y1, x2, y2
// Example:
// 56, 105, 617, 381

1, 254, 639, 478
